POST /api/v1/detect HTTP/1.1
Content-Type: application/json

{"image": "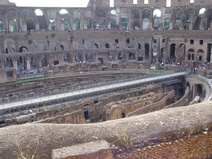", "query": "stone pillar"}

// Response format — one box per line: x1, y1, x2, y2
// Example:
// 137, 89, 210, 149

34, 57, 42, 68
13, 61, 18, 70
0, 60, 4, 68
26, 60, 31, 71
210, 47, 212, 63
169, 22, 173, 30
35, 23, 39, 31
